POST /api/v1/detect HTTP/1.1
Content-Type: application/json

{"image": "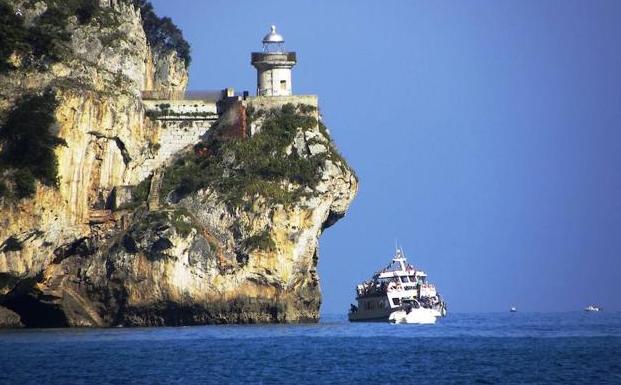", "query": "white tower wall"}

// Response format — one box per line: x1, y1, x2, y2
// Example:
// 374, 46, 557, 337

257, 67, 293, 96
